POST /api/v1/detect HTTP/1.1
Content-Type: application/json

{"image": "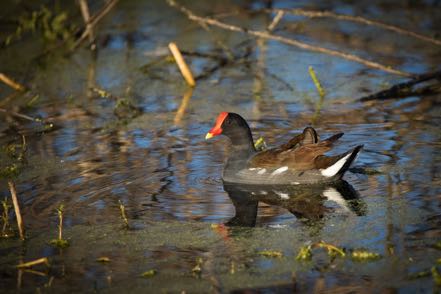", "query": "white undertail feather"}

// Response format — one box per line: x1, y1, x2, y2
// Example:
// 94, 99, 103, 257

323, 188, 350, 212
320, 153, 351, 177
